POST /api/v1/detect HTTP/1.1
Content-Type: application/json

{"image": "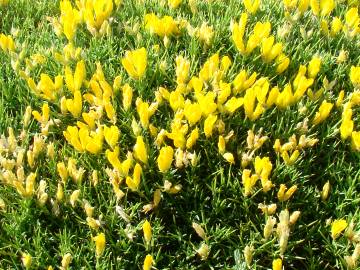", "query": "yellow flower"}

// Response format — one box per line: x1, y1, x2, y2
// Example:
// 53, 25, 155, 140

312, 101, 333, 125
244, 245, 254, 267
232, 13, 248, 54
261, 36, 283, 63
192, 222, 207, 240
199, 53, 220, 81
344, 8, 360, 37
218, 81, 231, 105
113, 75, 122, 92
351, 131, 360, 151
254, 156, 273, 192
330, 17, 342, 36
143, 254, 154, 270
196, 243, 210, 260
104, 101, 116, 123
340, 103, 353, 140
59, 0, 81, 41
218, 135, 226, 154
0, 33, 15, 53
168, 0, 182, 9
277, 184, 297, 201
246, 21, 271, 54
93, 232, 106, 257
157, 146, 174, 172
204, 114, 218, 138
57, 162, 68, 184
307, 56, 321, 78
242, 169, 259, 196
350, 66, 360, 88
264, 216, 276, 240
65, 60, 86, 93
320, 0, 335, 16
331, 219, 348, 239
281, 149, 300, 165
136, 98, 158, 128
121, 47, 147, 79
82, 0, 113, 33
197, 92, 217, 116
104, 125, 120, 149
32, 103, 50, 126
244, 87, 265, 121
223, 152, 235, 164
169, 90, 185, 111
310, 0, 335, 16
61, 253, 72, 270
298, 0, 310, 13
143, 220, 152, 244
336, 90, 345, 108
244, 0, 260, 14
175, 55, 190, 84
224, 97, 244, 114
184, 101, 202, 126
232, 70, 256, 93
276, 54, 290, 74
197, 22, 214, 46
126, 163, 142, 191
34, 73, 63, 101
70, 189, 80, 207
186, 128, 199, 149
321, 181, 330, 201
144, 13, 179, 38
65, 90, 82, 118
87, 217, 101, 230
133, 136, 148, 164
21, 253, 32, 269
272, 258, 282, 270
121, 83, 133, 110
